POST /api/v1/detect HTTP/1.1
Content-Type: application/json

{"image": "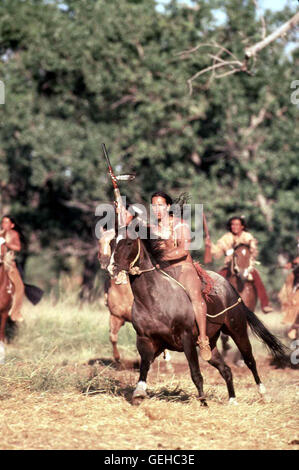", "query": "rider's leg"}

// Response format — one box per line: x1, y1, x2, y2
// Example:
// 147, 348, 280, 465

178, 263, 212, 361
287, 313, 299, 340
7, 263, 25, 322
251, 269, 273, 313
